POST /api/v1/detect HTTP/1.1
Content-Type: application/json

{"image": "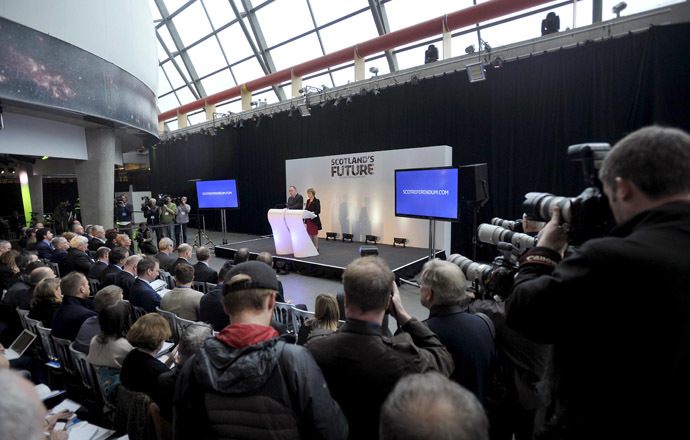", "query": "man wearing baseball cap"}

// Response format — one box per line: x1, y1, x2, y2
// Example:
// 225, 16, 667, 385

174, 261, 348, 440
